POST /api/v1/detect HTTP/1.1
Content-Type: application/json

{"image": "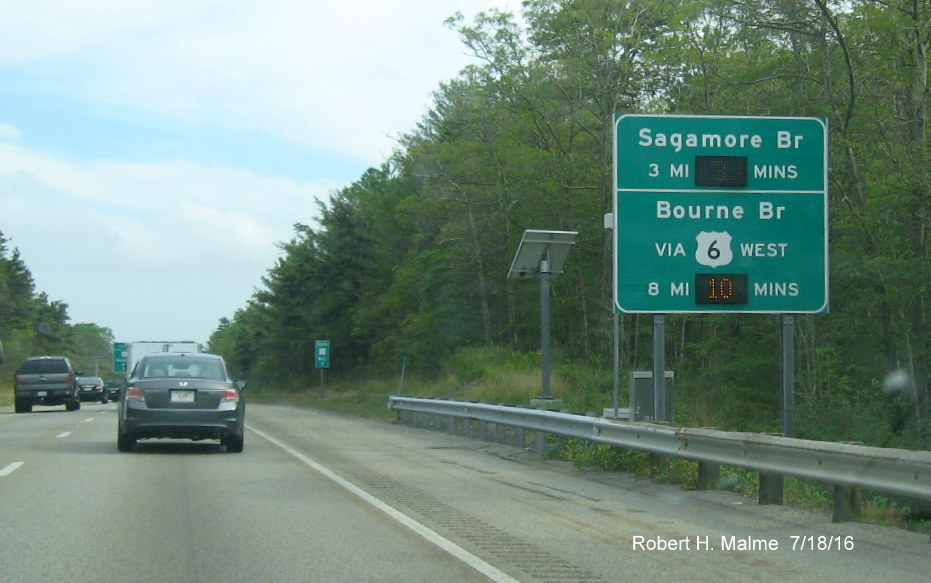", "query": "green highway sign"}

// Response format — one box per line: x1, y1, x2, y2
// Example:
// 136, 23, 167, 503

113, 341, 128, 373
613, 114, 829, 313
315, 339, 330, 369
